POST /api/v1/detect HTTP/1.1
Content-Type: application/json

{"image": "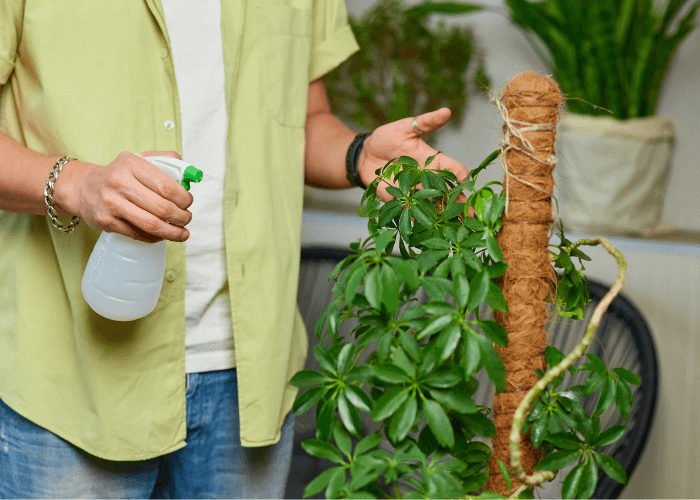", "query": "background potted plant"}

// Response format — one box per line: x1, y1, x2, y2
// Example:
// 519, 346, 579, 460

505, 0, 699, 235
305, 0, 489, 212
